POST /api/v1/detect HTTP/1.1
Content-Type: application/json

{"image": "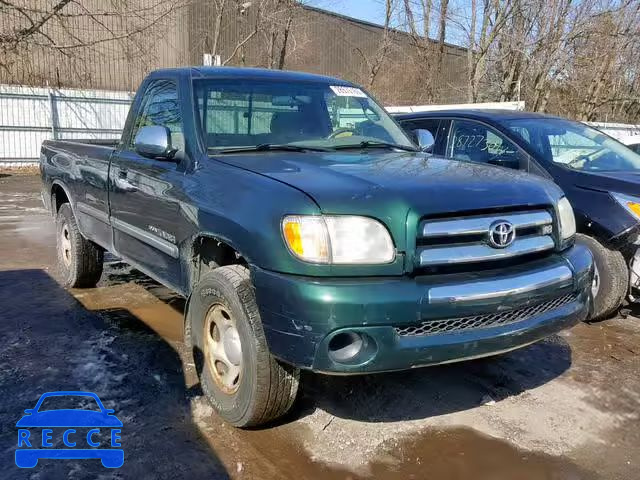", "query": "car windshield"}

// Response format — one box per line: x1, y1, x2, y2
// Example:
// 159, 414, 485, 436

192, 79, 415, 154
500, 118, 640, 172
